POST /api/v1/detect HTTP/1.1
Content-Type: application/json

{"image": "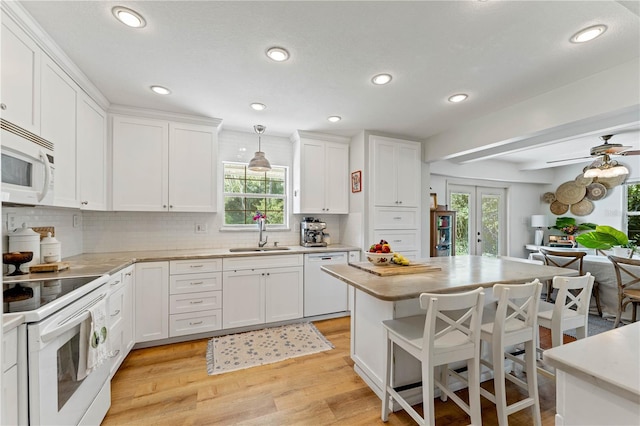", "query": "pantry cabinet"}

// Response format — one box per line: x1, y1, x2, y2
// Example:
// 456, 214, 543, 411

41, 56, 78, 208
0, 15, 41, 134
222, 255, 304, 328
370, 135, 420, 208
77, 94, 107, 210
112, 115, 219, 212
292, 131, 350, 214
134, 261, 169, 343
